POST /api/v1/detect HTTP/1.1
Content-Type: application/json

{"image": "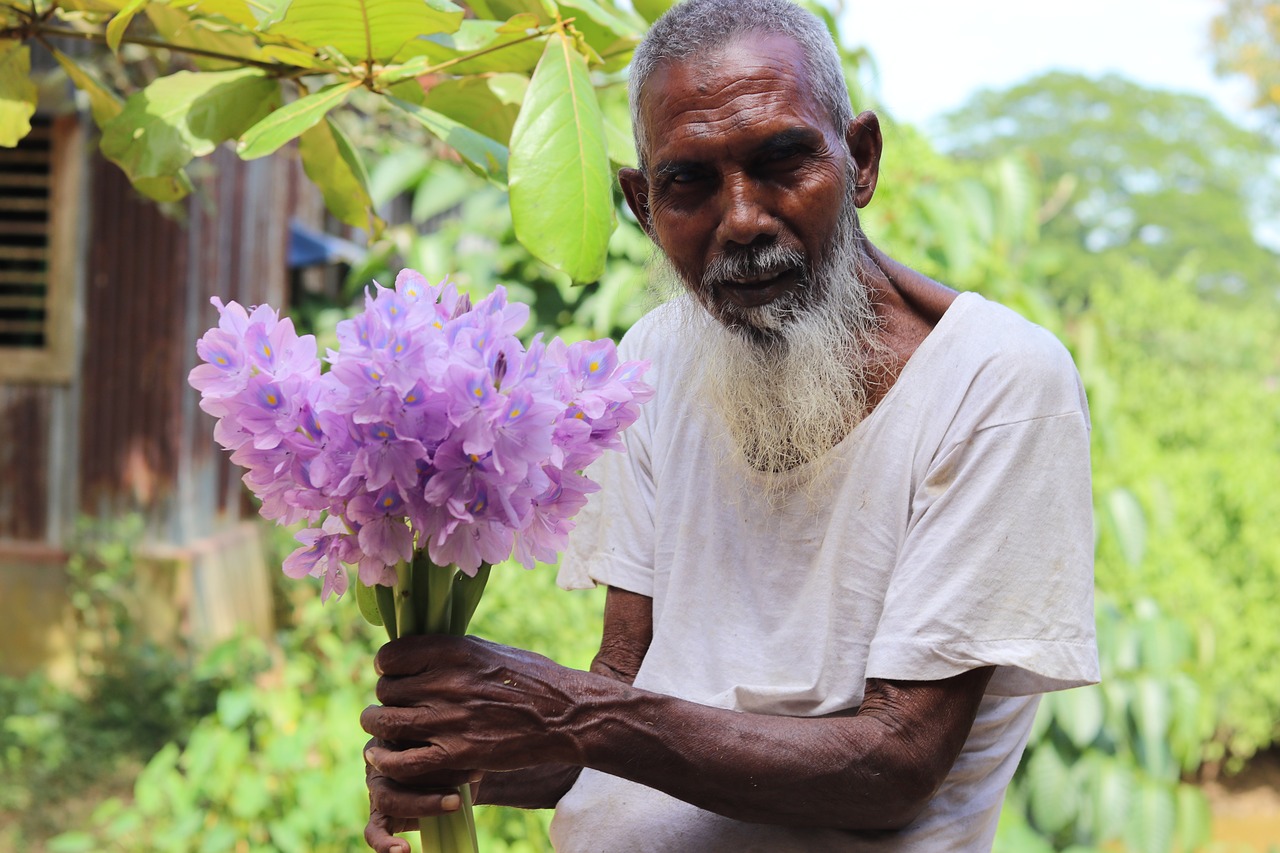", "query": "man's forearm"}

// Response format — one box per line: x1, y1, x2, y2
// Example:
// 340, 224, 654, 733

563, 666, 992, 831
475, 763, 582, 810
